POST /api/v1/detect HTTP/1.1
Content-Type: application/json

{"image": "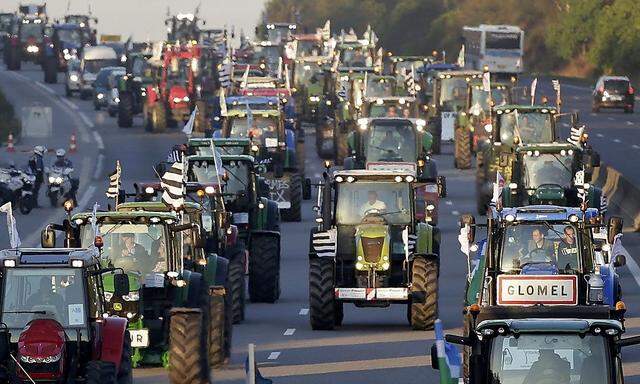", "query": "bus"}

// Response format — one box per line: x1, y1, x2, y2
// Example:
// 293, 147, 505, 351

462, 24, 524, 77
